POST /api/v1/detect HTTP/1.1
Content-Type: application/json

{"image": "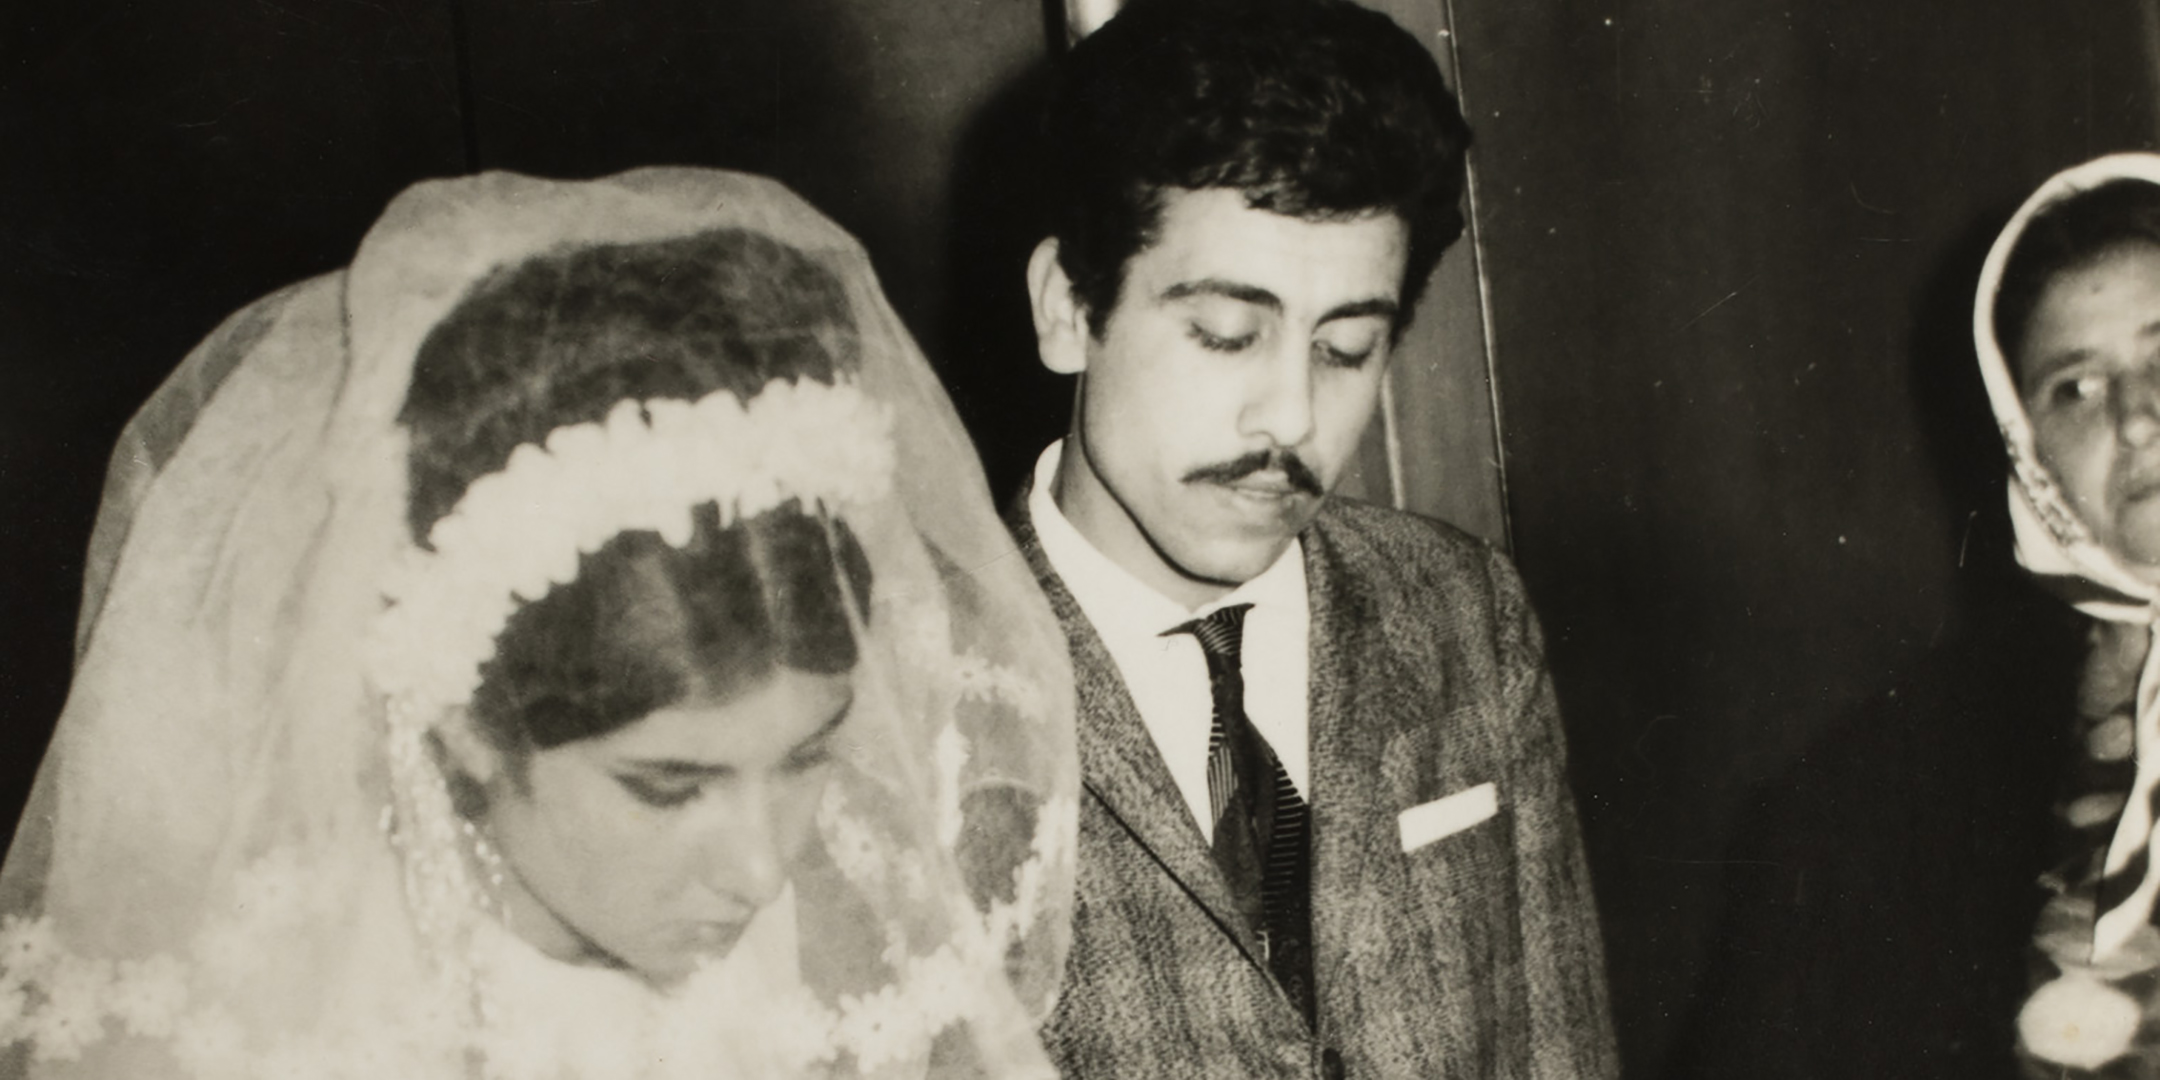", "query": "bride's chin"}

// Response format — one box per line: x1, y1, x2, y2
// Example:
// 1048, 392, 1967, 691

624, 929, 750, 988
